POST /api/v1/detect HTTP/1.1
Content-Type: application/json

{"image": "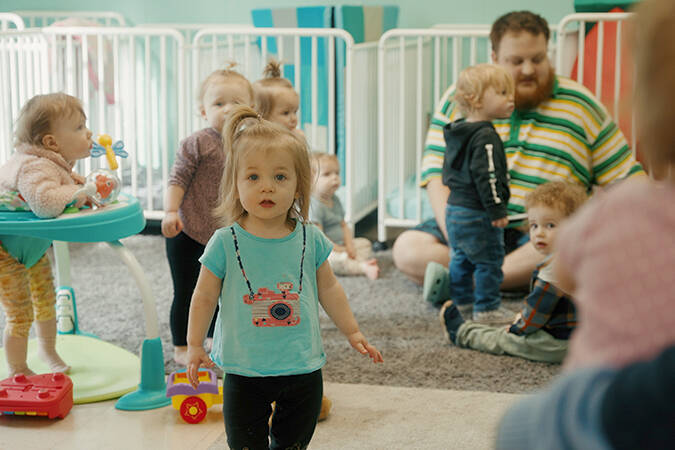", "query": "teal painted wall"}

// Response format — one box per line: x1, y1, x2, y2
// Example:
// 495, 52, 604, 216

2, 0, 574, 29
